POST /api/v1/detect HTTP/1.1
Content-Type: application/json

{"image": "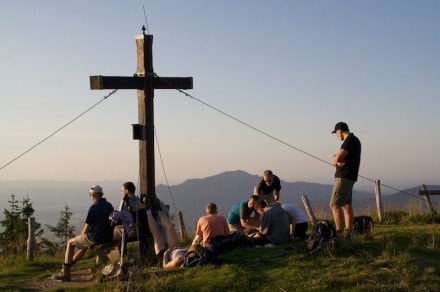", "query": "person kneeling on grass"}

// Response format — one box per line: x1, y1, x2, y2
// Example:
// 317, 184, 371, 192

252, 199, 290, 246
52, 185, 114, 282
281, 203, 309, 240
